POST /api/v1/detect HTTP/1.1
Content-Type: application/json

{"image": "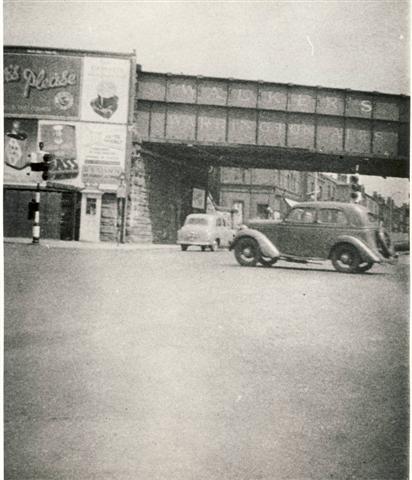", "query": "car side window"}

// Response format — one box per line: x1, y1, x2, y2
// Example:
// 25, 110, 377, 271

318, 208, 348, 225
285, 207, 316, 223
